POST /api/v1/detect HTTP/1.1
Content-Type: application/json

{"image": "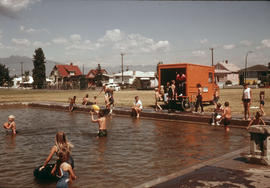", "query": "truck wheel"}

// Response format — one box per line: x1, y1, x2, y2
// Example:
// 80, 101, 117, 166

182, 98, 194, 111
